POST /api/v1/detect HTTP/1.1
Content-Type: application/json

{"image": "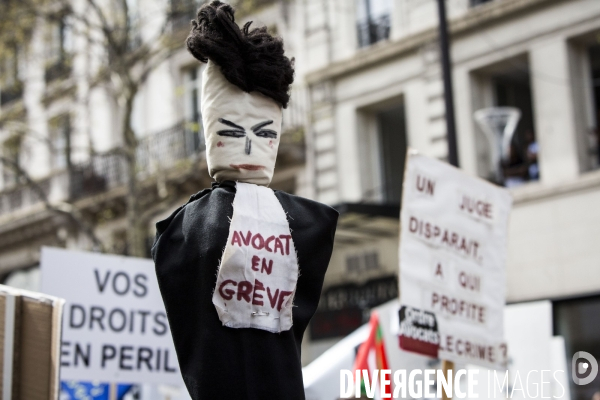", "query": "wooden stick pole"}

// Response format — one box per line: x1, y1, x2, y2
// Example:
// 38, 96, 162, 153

442, 360, 455, 400
109, 382, 117, 400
